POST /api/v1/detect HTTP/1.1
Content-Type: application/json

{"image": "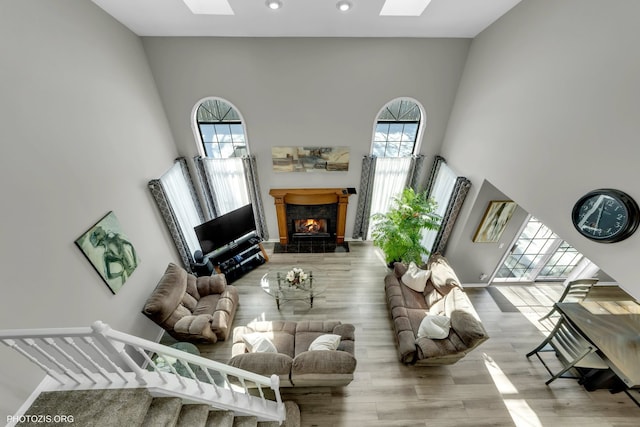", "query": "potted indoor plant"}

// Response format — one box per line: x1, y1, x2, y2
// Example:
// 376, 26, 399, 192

370, 188, 440, 267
